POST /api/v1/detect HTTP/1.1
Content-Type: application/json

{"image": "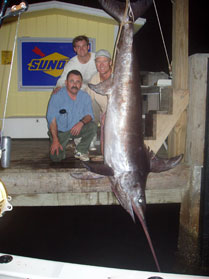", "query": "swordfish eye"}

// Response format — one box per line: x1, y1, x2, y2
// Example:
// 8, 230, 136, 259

138, 197, 143, 204
138, 194, 144, 204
